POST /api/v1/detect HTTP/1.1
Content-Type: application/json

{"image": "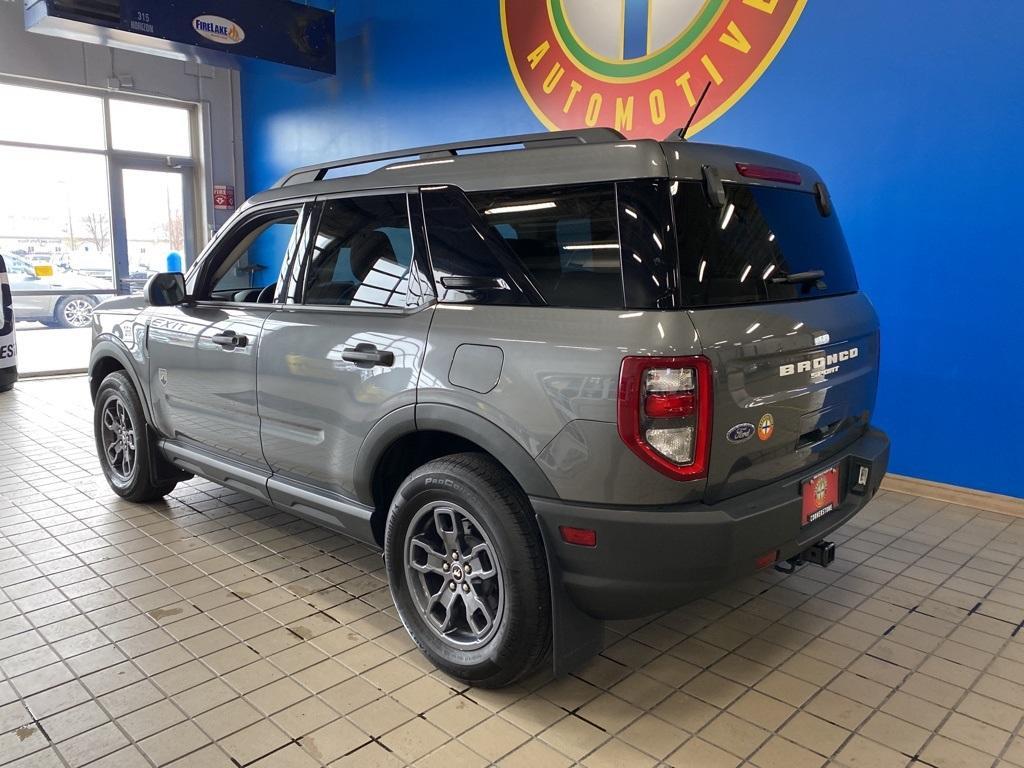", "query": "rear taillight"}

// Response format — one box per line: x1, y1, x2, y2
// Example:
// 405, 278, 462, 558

617, 356, 713, 480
